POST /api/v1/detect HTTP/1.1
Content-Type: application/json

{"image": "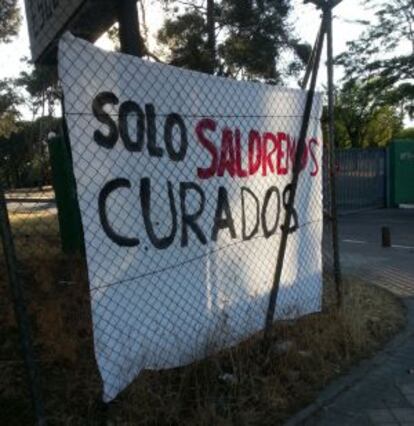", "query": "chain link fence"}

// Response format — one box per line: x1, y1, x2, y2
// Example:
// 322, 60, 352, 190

0, 4, 342, 423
